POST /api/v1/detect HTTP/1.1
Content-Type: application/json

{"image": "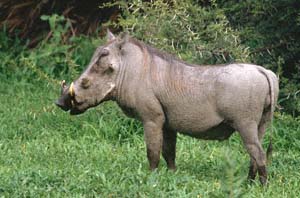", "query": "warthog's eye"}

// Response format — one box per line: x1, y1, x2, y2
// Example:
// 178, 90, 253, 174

95, 49, 109, 68
100, 48, 109, 57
